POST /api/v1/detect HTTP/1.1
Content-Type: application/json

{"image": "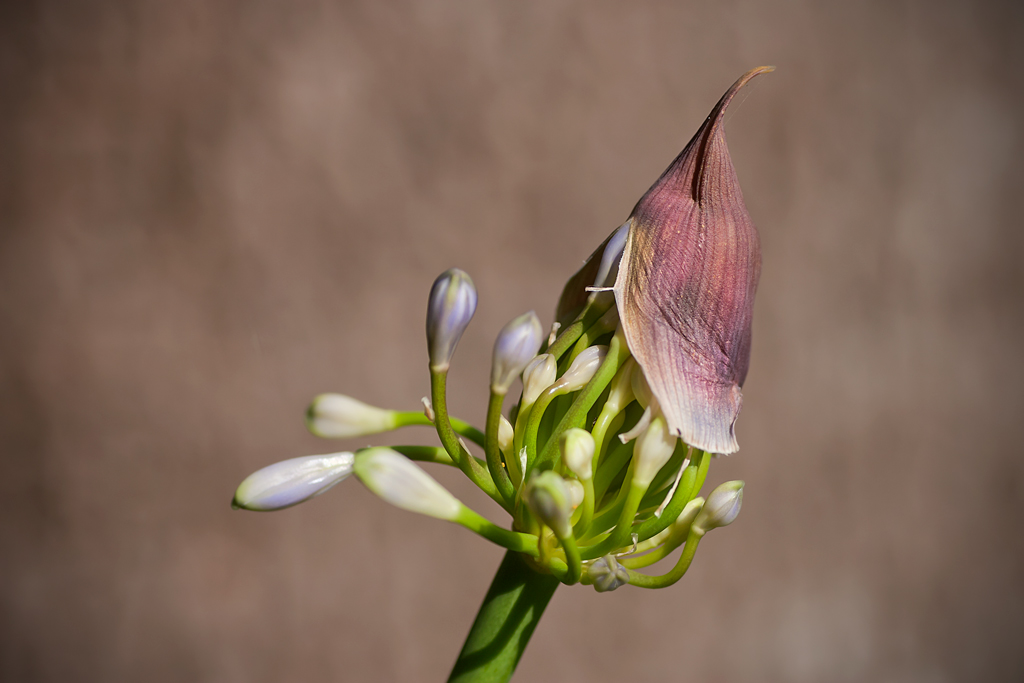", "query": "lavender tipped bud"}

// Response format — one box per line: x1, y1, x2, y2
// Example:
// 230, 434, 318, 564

524, 470, 573, 539
306, 394, 398, 439
426, 268, 477, 372
589, 555, 630, 593
353, 448, 463, 521
556, 345, 608, 393
522, 354, 557, 407
560, 428, 595, 481
232, 452, 354, 511
491, 311, 545, 395
692, 480, 744, 535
